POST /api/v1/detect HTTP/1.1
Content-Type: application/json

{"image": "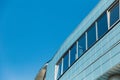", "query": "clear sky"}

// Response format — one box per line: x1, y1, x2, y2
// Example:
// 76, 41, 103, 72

0, 0, 99, 80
